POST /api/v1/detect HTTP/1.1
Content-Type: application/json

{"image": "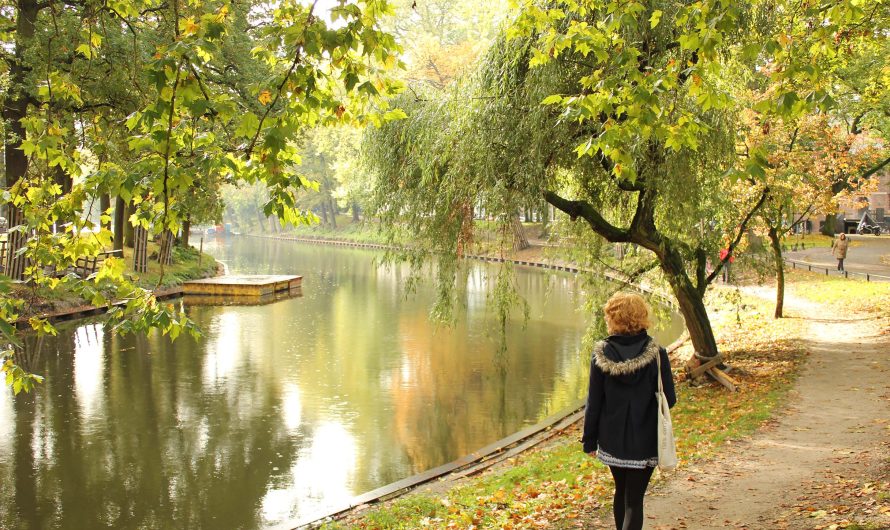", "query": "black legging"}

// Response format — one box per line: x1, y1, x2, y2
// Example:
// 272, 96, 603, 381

608, 465, 655, 530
